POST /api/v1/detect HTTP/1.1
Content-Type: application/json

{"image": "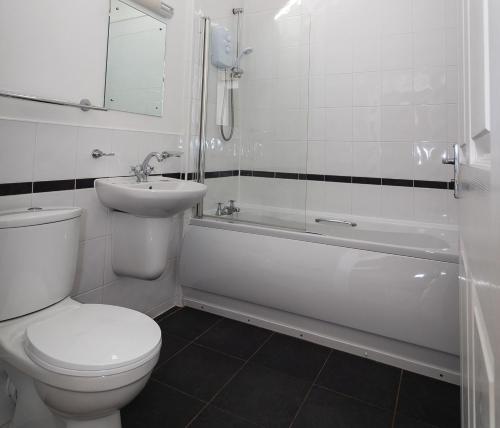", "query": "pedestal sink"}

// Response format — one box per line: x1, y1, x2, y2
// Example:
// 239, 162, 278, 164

94, 176, 207, 280
95, 176, 207, 217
